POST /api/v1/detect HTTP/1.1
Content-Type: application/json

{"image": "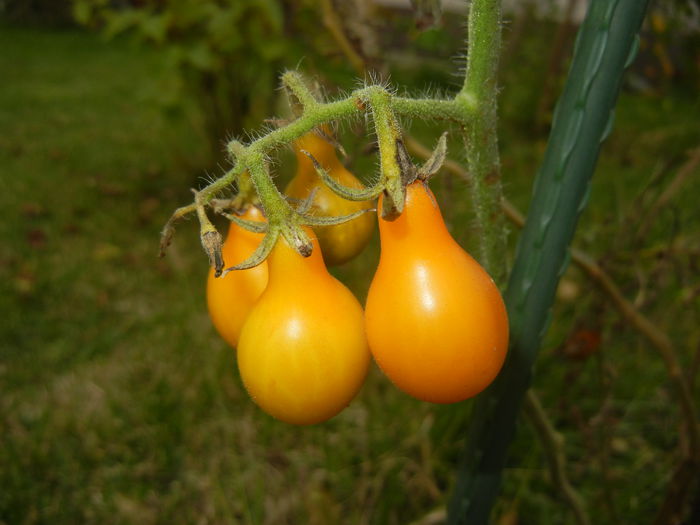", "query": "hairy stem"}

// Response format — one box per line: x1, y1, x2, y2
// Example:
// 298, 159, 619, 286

460, 0, 507, 284
166, 90, 474, 229
392, 98, 472, 122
